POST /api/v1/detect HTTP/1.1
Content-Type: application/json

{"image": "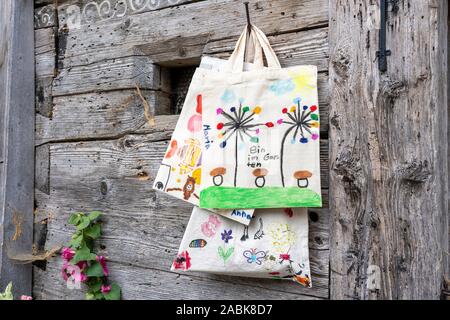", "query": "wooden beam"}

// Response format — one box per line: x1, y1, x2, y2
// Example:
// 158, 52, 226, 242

0, 0, 35, 298
329, 0, 448, 299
